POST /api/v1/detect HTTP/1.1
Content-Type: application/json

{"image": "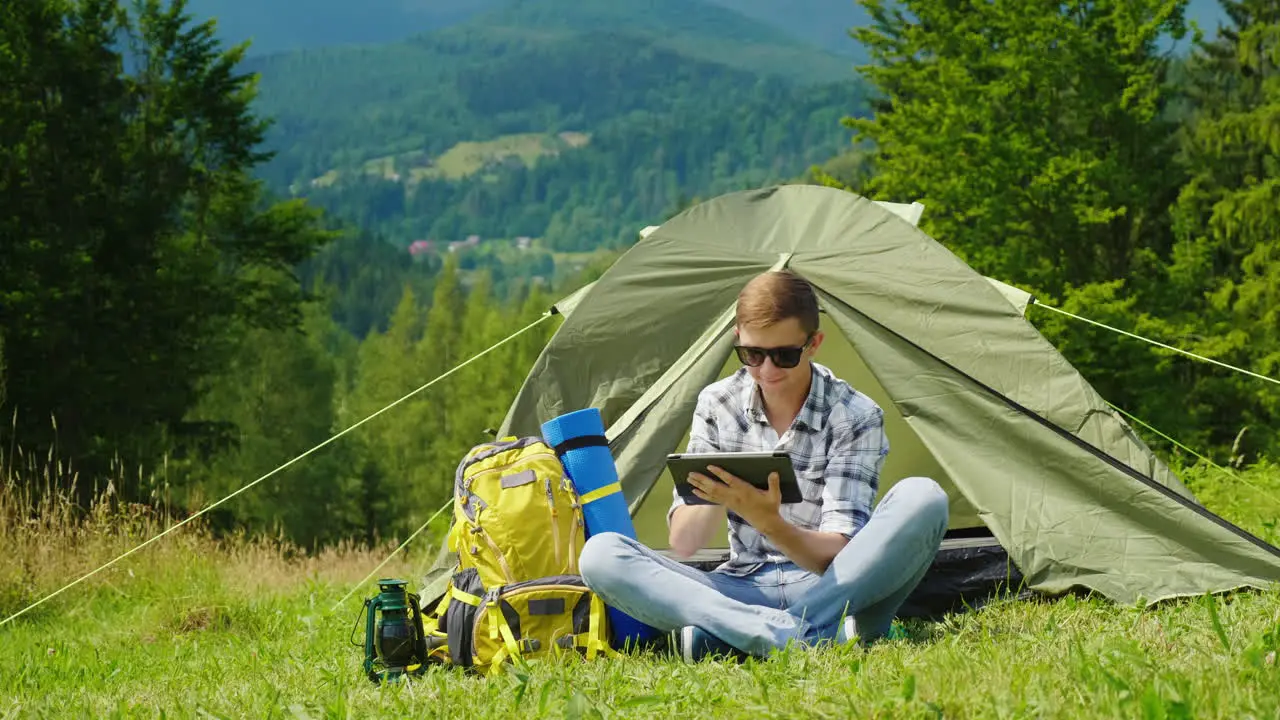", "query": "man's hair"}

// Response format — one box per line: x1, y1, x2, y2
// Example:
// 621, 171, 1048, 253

736, 270, 819, 334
